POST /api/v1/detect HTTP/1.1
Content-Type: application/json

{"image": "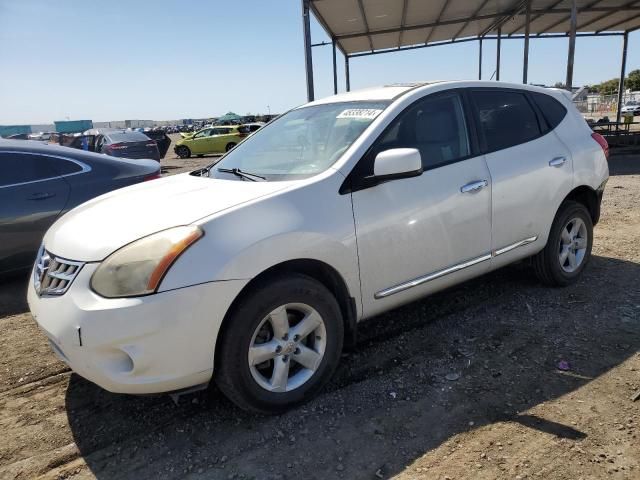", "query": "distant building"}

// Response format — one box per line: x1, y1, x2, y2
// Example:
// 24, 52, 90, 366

0, 125, 32, 137
54, 120, 93, 134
